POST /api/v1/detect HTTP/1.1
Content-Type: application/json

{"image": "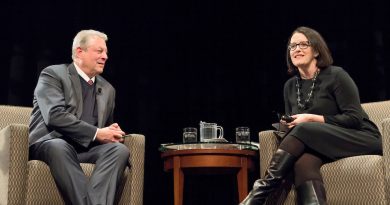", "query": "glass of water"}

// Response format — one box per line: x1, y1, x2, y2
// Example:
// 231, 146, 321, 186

183, 127, 197, 143
236, 127, 250, 144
